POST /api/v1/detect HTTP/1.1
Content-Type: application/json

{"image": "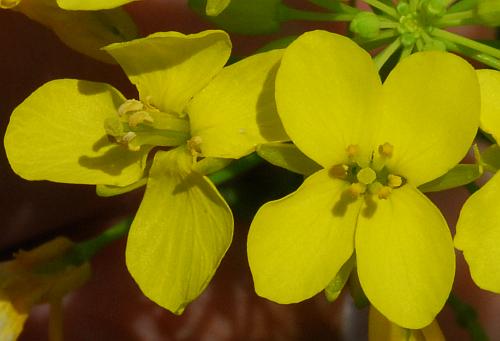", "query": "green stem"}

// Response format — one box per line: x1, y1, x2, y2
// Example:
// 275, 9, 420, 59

444, 39, 500, 69
37, 218, 132, 272
209, 153, 262, 185
399, 44, 414, 60
447, 293, 488, 341
278, 4, 355, 22
431, 28, 500, 59
439, 9, 475, 22
362, 0, 399, 18
447, 0, 478, 13
373, 38, 402, 70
